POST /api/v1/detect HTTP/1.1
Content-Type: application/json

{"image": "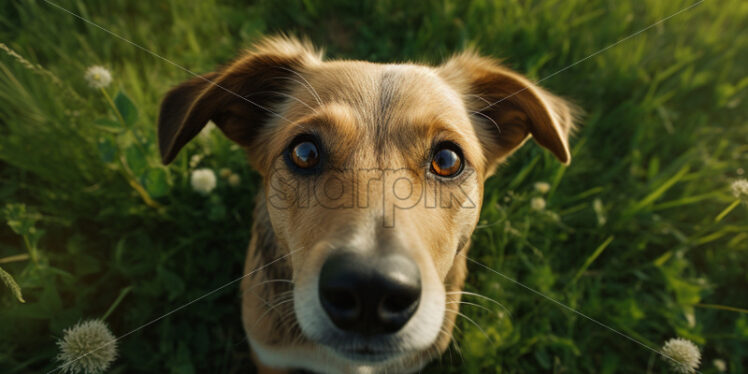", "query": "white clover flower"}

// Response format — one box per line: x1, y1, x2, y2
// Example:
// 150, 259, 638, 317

534, 182, 551, 194
530, 197, 546, 211
661, 338, 701, 374
189, 154, 203, 168
228, 173, 241, 187
191, 168, 216, 195
198, 120, 216, 139
713, 359, 726, 372
731, 179, 748, 200
84, 66, 112, 89
219, 168, 232, 179
56, 319, 117, 374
